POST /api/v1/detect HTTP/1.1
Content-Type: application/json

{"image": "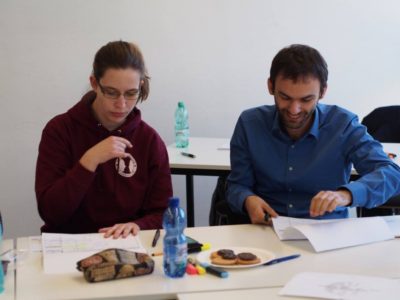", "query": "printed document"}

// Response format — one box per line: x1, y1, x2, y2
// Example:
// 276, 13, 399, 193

272, 216, 395, 252
42, 233, 146, 274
